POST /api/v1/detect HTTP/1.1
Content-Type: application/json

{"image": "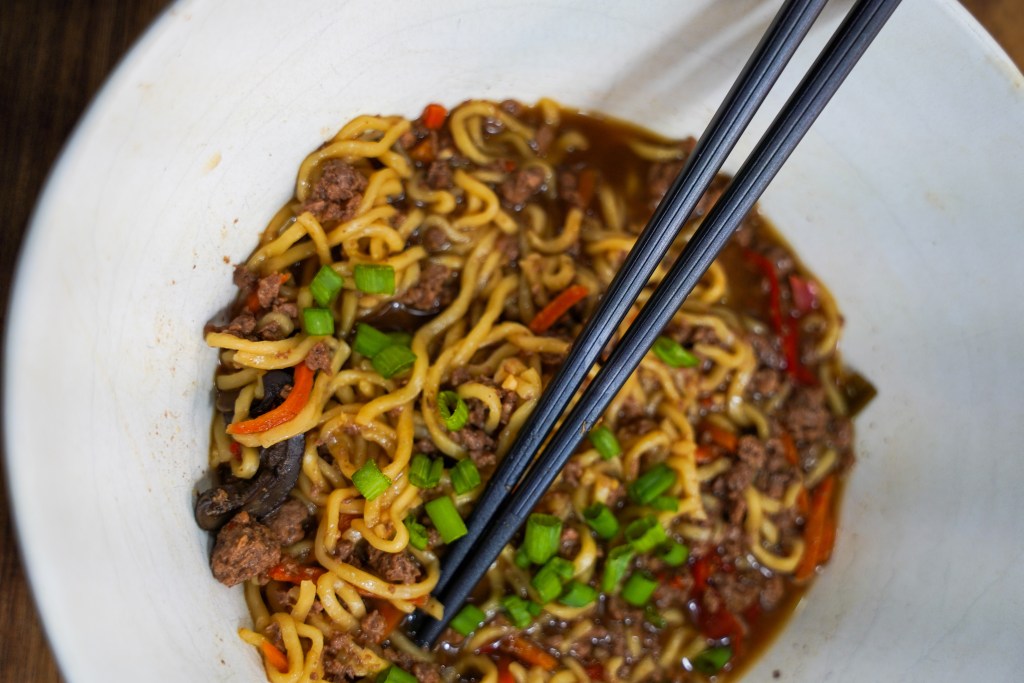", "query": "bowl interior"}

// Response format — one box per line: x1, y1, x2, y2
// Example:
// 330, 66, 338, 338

6, 1, 1024, 681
